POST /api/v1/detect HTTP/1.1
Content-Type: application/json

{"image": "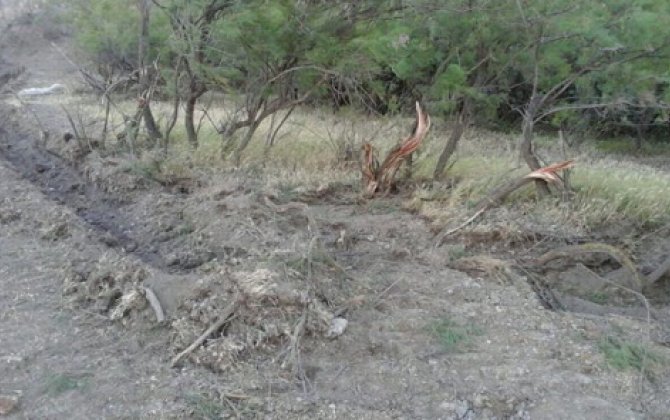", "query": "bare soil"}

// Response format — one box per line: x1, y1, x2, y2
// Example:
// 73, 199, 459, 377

1, 6, 670, 420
